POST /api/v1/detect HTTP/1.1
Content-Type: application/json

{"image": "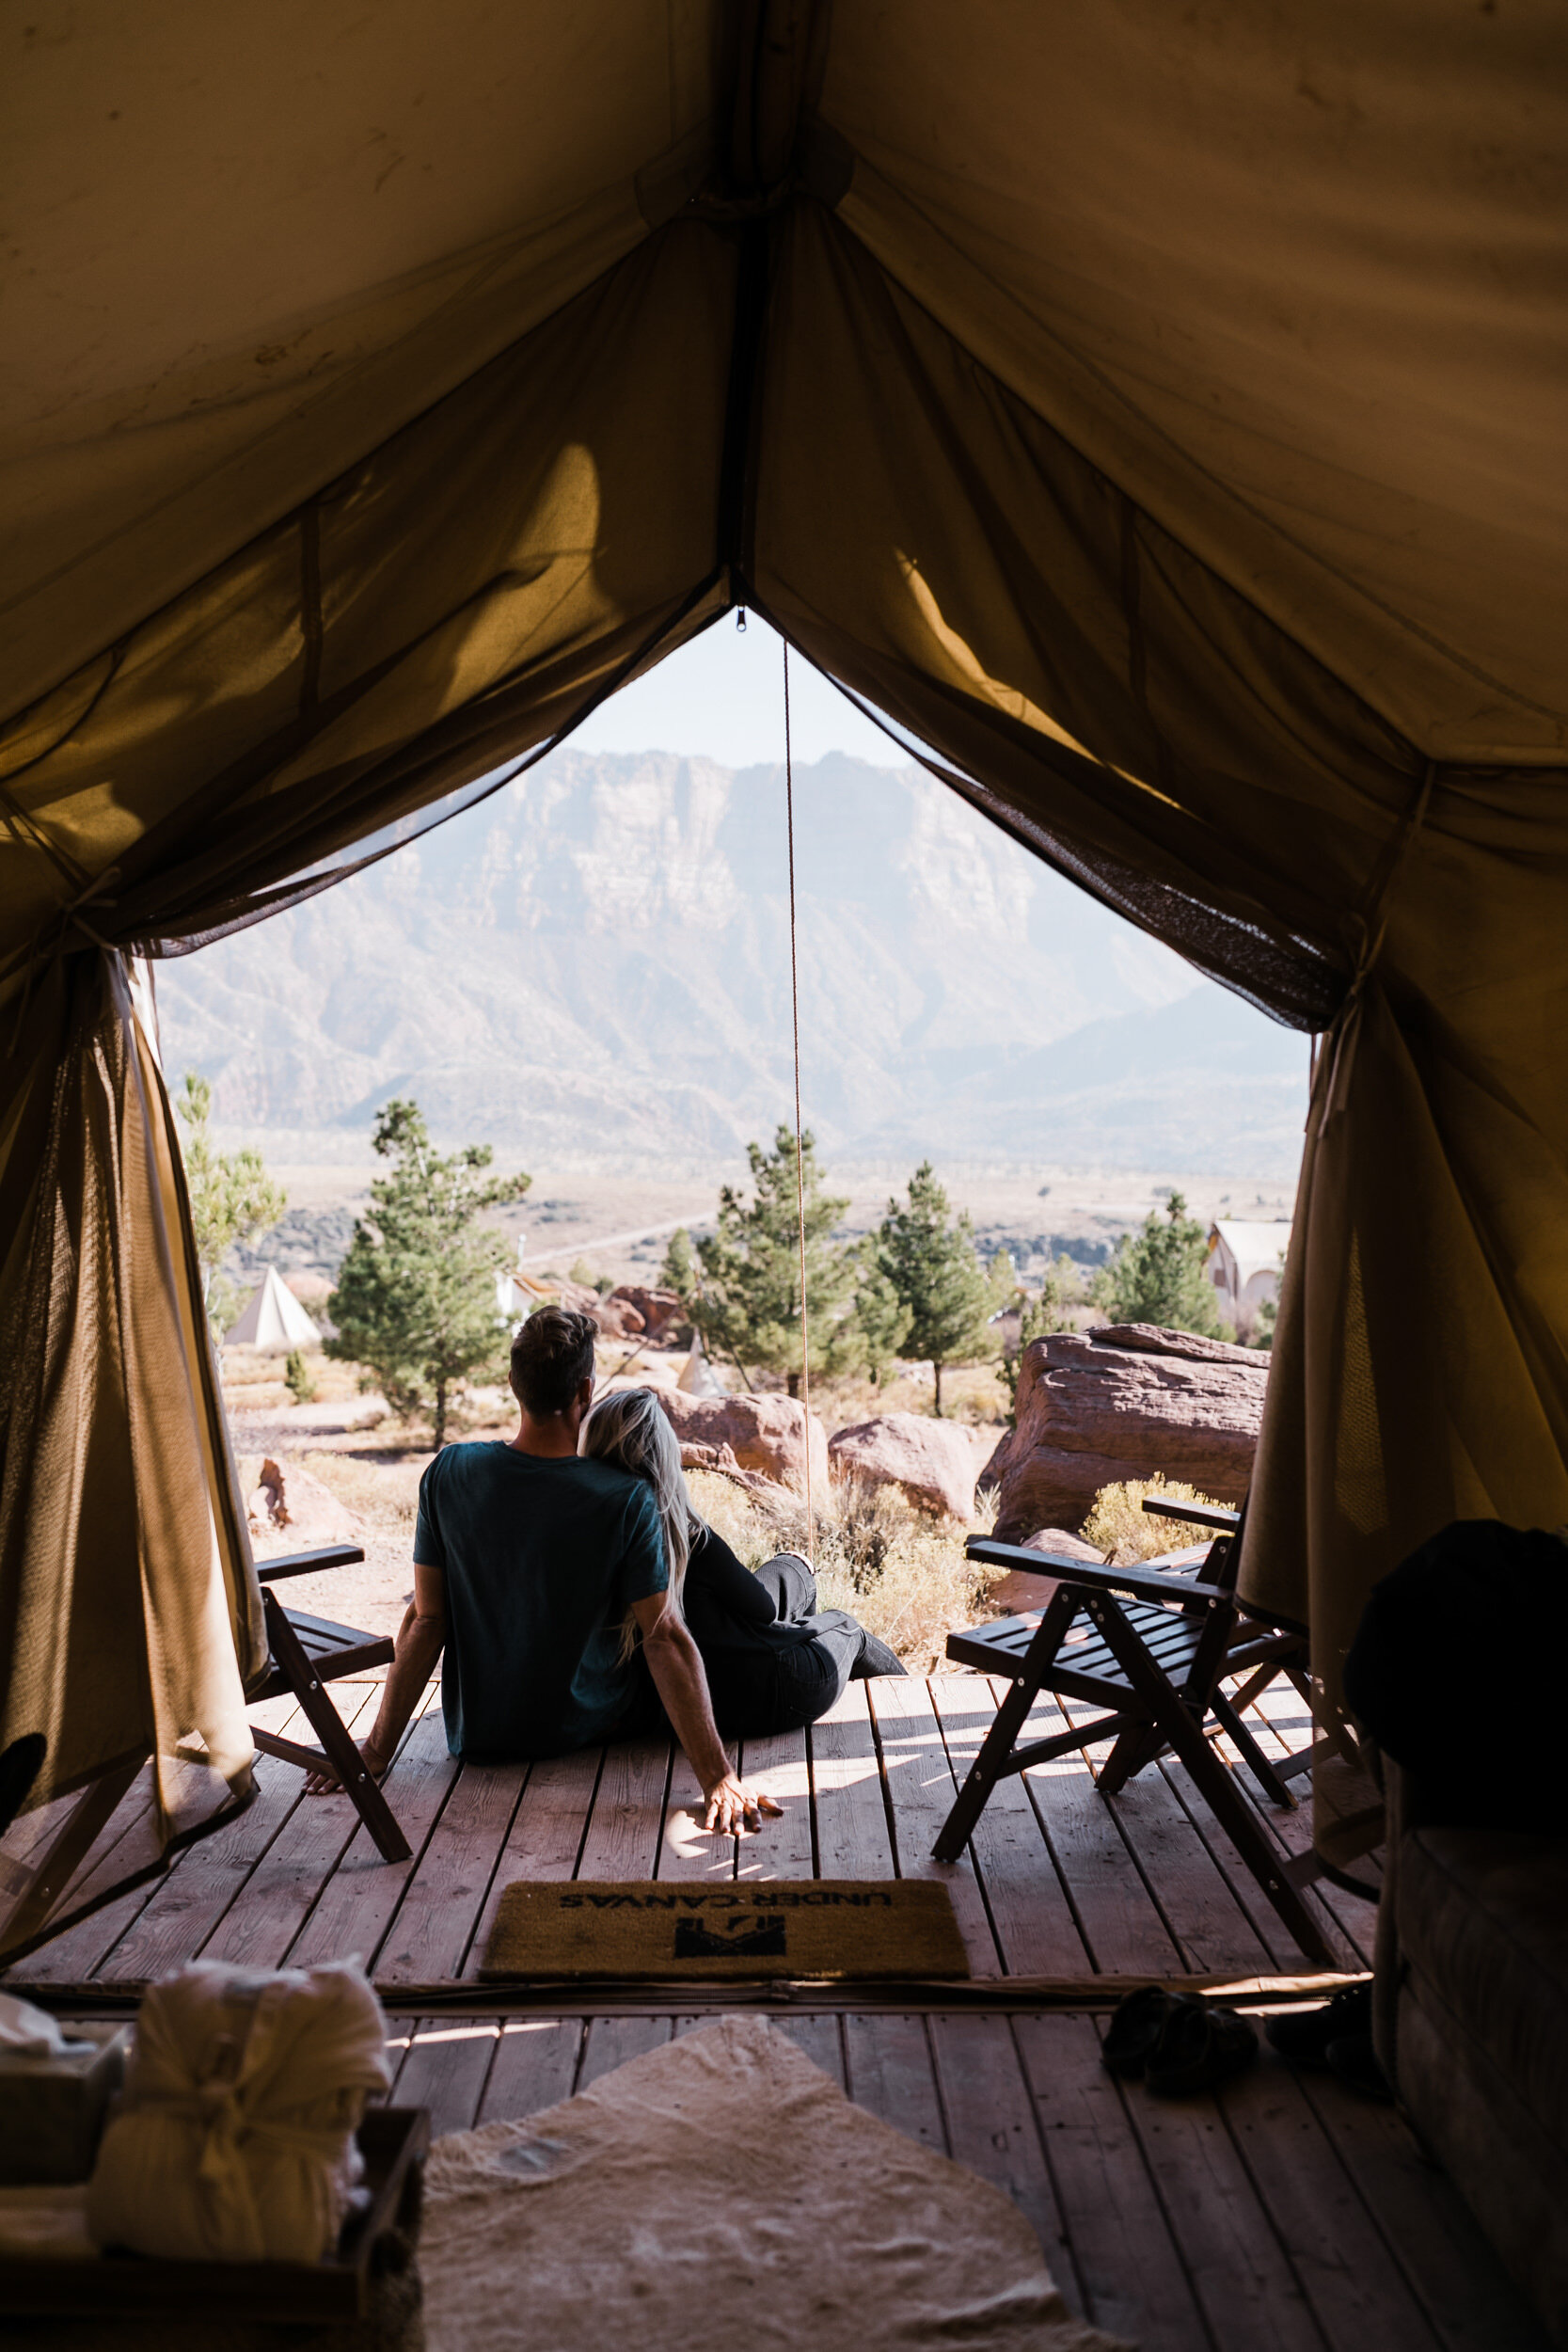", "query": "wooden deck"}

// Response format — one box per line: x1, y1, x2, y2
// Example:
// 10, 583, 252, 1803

13, 1671, 1375, 1990
9, 1670, 1549, 2350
